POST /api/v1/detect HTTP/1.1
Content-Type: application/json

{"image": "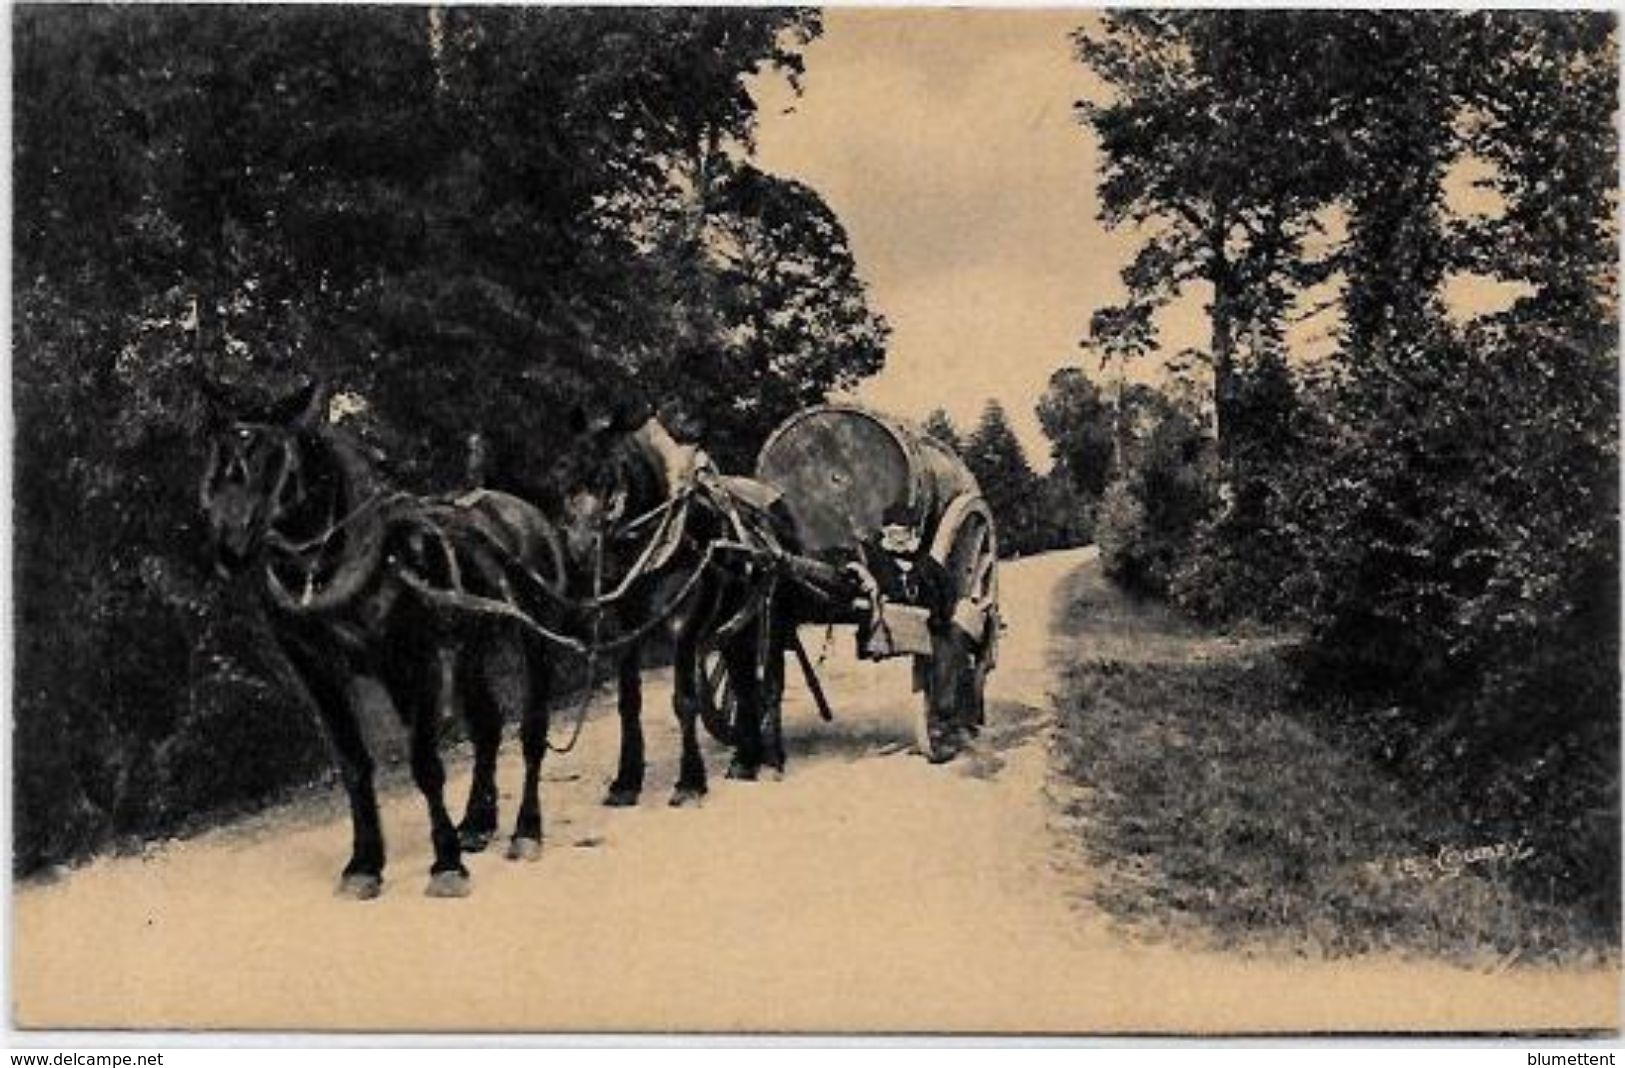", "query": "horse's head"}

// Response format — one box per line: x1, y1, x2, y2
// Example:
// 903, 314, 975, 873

549, 403, 665, 570
199, 381, 329, 575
